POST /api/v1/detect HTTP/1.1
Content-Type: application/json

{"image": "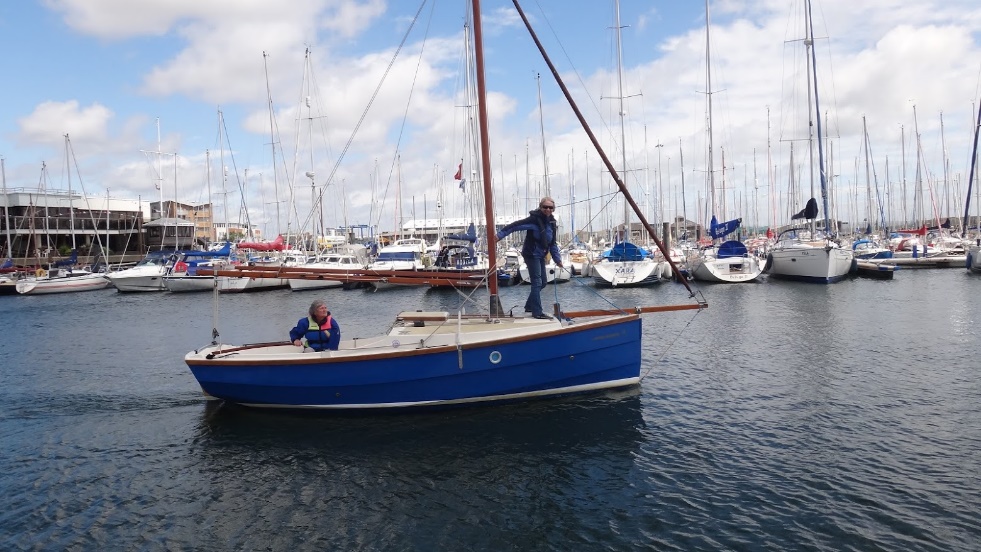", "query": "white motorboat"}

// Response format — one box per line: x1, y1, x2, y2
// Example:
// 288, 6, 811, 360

289, 251, 368, 291
107, 251, 176, 292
